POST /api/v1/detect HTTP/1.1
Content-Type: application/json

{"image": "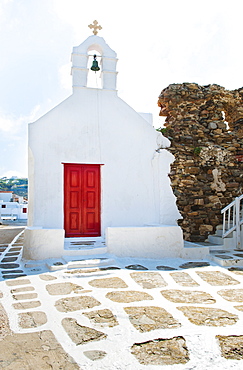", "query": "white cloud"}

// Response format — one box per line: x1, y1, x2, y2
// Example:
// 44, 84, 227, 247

0, 105, 41, 137
1, 170, 25, 179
